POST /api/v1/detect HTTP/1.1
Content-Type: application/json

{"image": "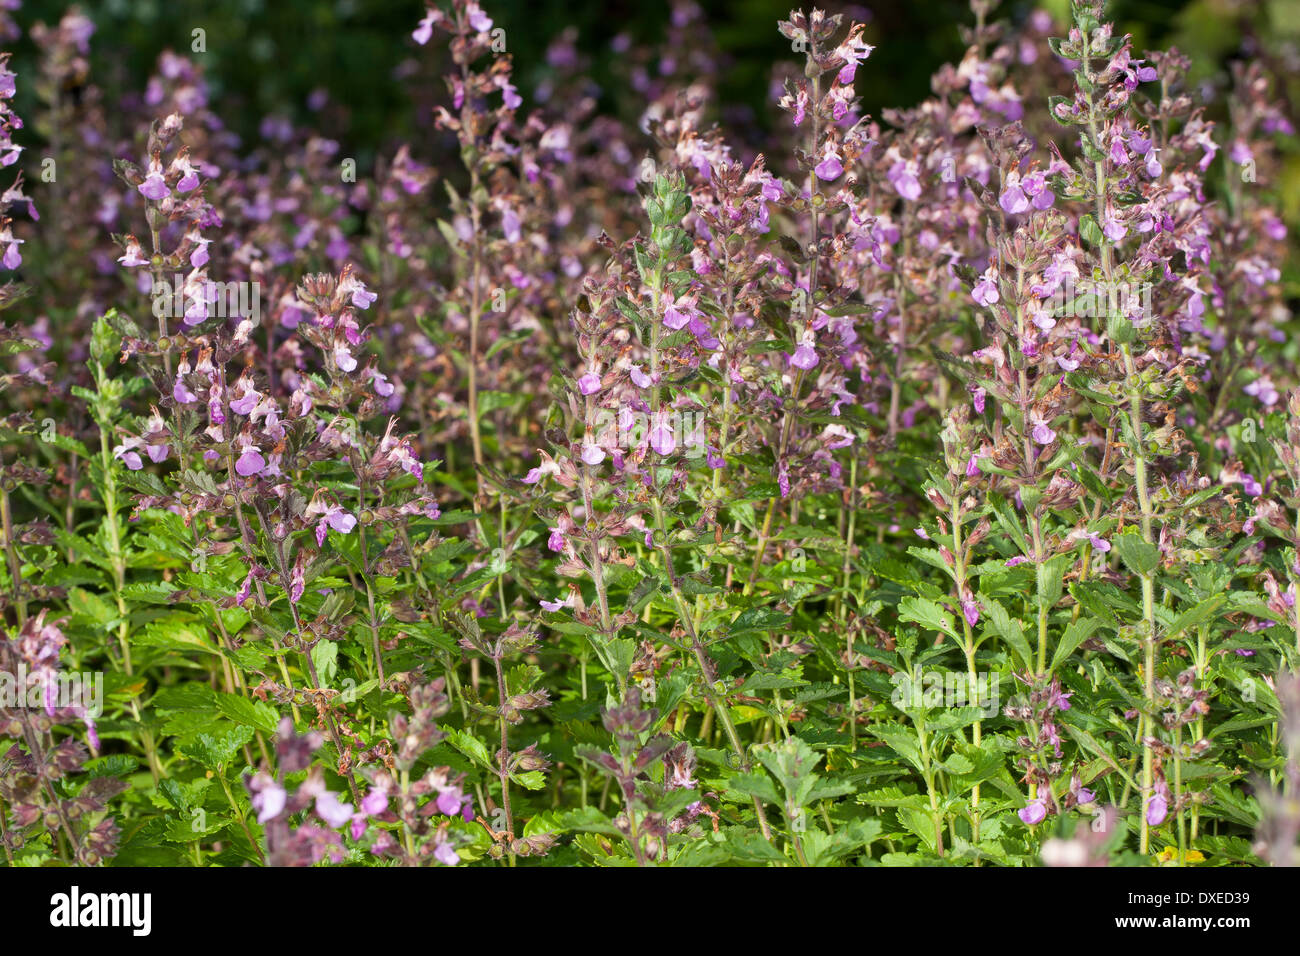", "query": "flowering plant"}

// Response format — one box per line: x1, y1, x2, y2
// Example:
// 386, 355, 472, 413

0, 0, 1297, 869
